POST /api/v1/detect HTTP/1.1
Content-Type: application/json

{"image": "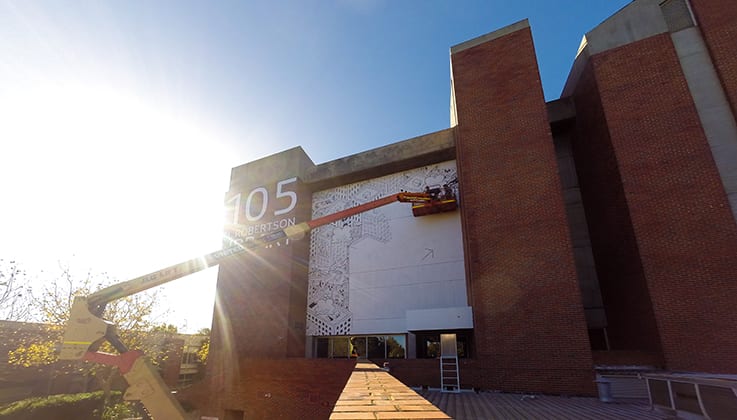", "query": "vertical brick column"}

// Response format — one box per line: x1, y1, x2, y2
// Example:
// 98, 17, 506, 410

214, 241, 310, 359
212, 154, 313, 354
689, 0, 737, 116
451, 21, 594, 395
586, 33, 737, 373
571, 62, 664, 357
204, 148, 315, 415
